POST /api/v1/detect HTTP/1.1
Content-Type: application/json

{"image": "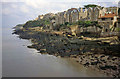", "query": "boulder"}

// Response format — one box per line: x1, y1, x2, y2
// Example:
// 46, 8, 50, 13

91, 61, 99, 65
